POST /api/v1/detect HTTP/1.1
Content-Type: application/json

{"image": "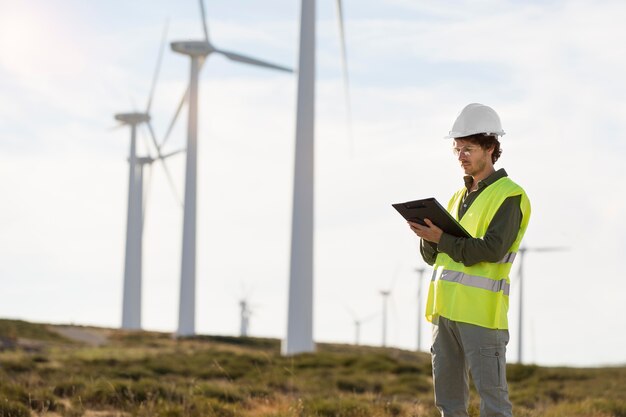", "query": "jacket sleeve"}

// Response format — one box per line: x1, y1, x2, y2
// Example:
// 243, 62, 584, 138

437, 195, 522, 266
420, 239, 439, 266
